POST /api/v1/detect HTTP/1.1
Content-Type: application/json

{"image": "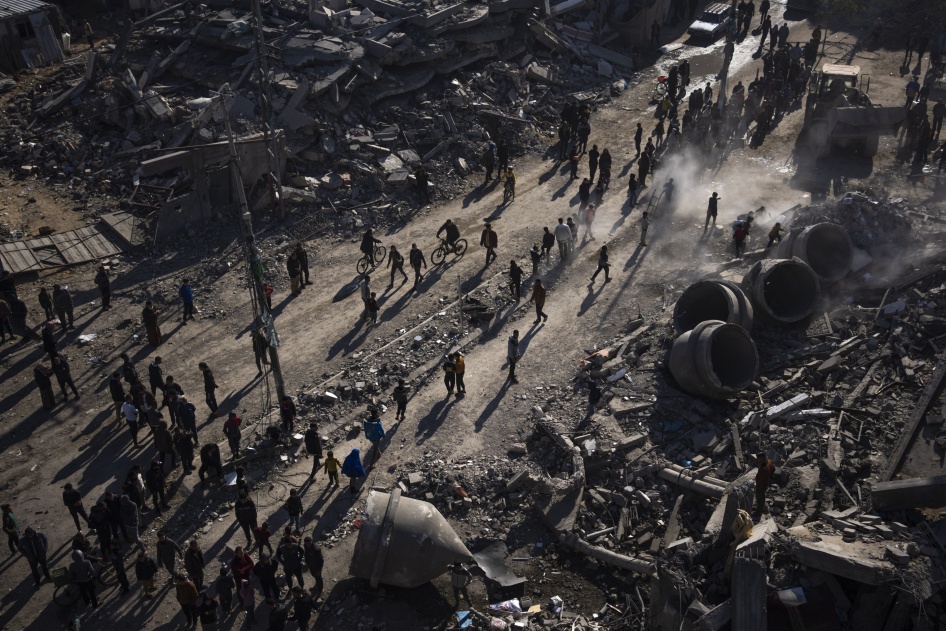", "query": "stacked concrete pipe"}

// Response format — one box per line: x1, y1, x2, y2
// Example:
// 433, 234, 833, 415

742, 258, 821, 325
668, 320, 759, 400
776, 222, 853, 283
672, 279, 754, 334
